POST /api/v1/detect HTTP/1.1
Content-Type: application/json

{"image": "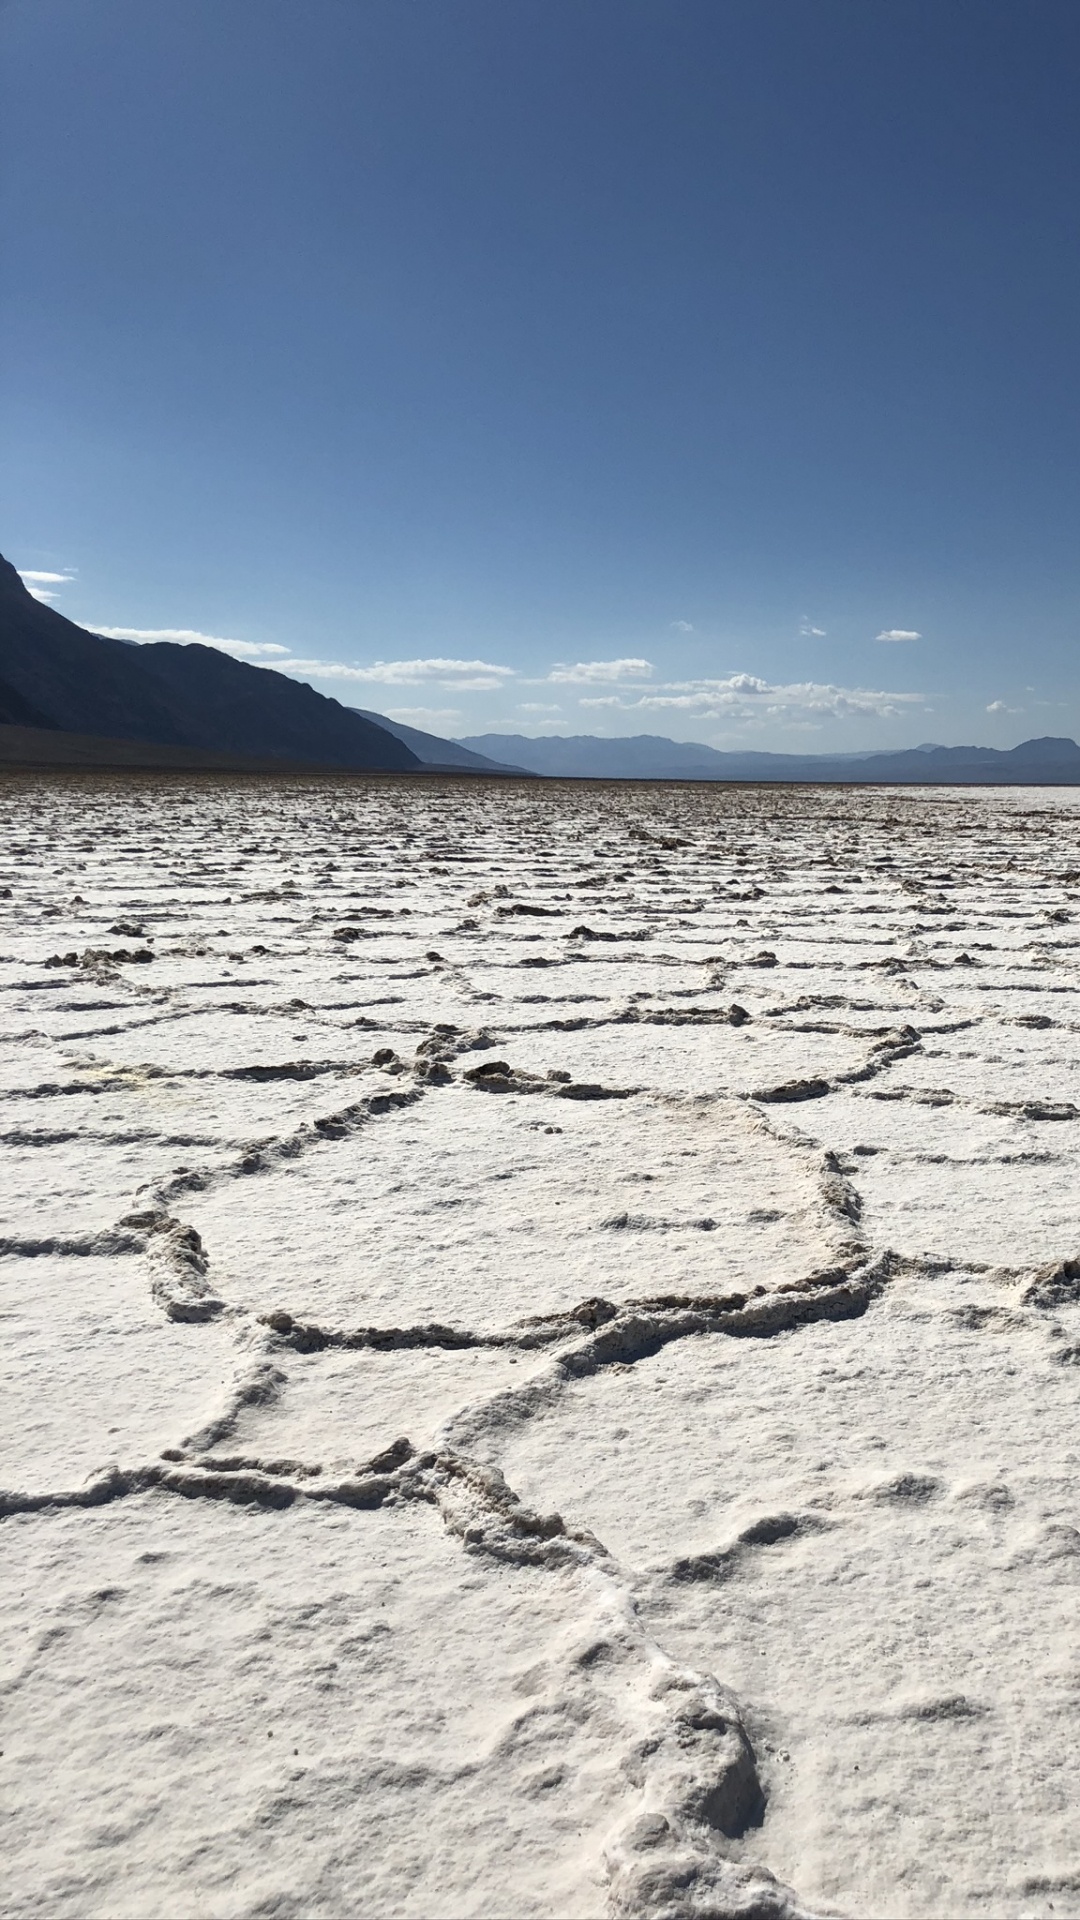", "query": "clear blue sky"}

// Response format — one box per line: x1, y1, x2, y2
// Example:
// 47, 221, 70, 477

4, 0, 1080, 749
